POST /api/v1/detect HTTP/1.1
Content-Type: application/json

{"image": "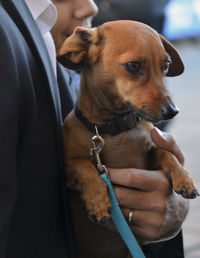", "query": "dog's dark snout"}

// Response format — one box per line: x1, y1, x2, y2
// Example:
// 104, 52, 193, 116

160, 102, 179, 120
